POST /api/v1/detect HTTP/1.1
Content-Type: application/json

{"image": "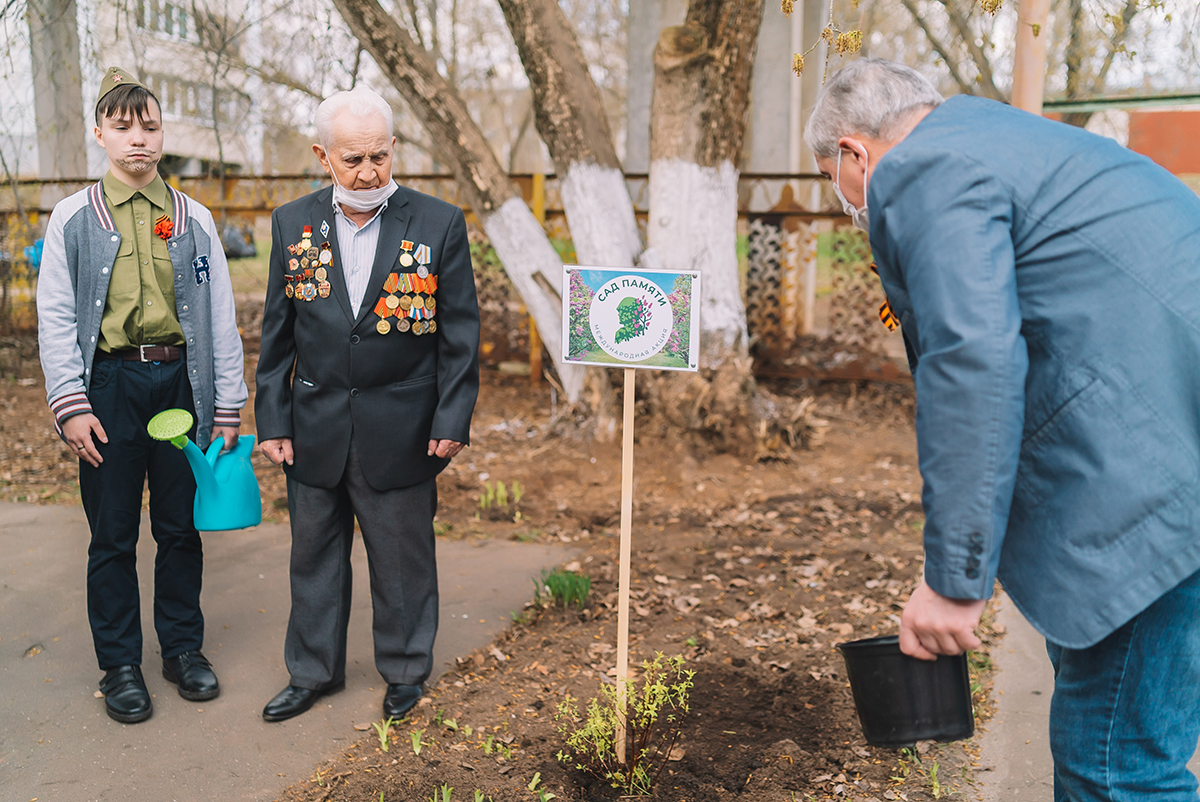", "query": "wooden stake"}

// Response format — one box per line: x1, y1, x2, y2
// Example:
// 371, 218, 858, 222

615, 366, 636, 762
1011, 0, 1052, 114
